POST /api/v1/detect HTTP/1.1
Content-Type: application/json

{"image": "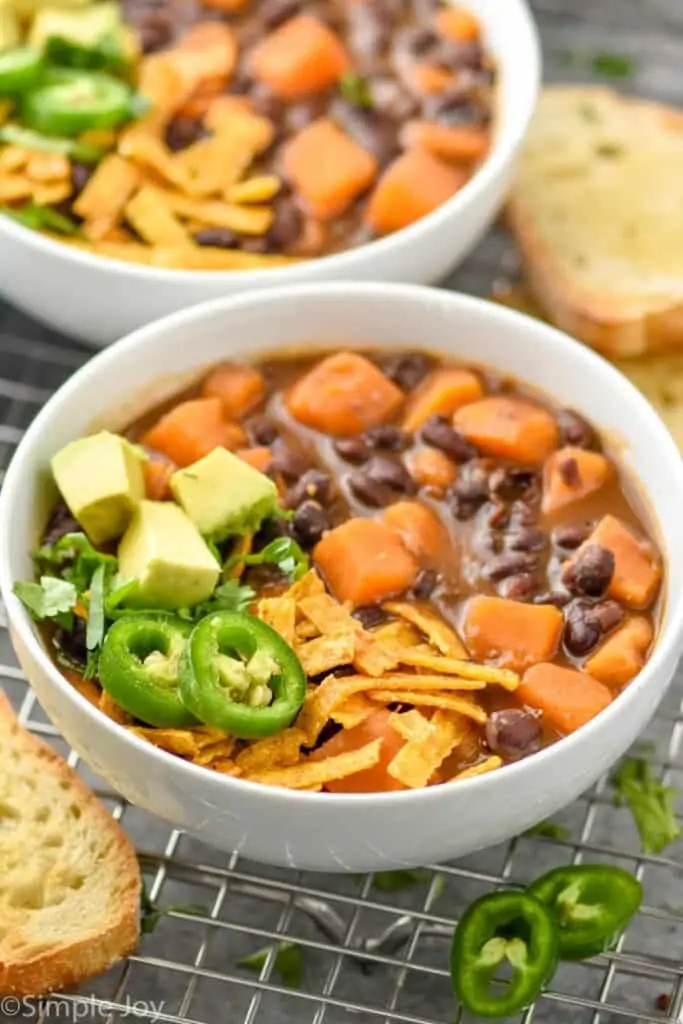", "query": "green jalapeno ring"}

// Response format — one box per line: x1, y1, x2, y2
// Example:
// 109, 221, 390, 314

0, 48, 45, 96
22, 68, 134, 136
179, 611, 306, 740
528, 865, 643, 960
98, 613, 197, 729
450, 890, 558, 1019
